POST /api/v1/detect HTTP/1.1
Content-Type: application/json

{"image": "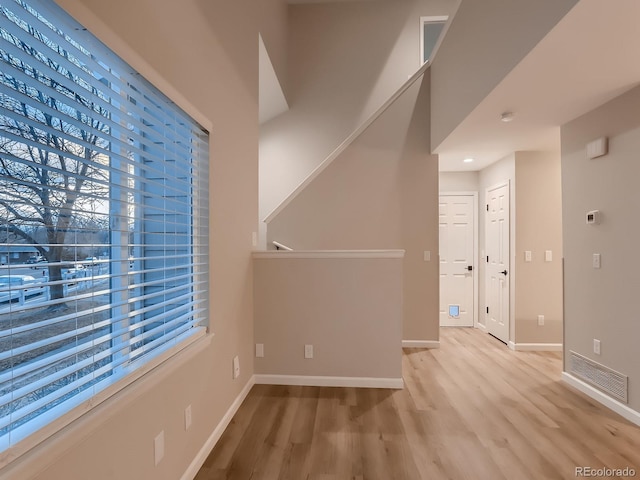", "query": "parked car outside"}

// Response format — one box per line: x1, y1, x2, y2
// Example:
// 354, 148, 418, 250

83, 256, 99, 266
26, 255, 44, 264
0, 275, 44, 303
